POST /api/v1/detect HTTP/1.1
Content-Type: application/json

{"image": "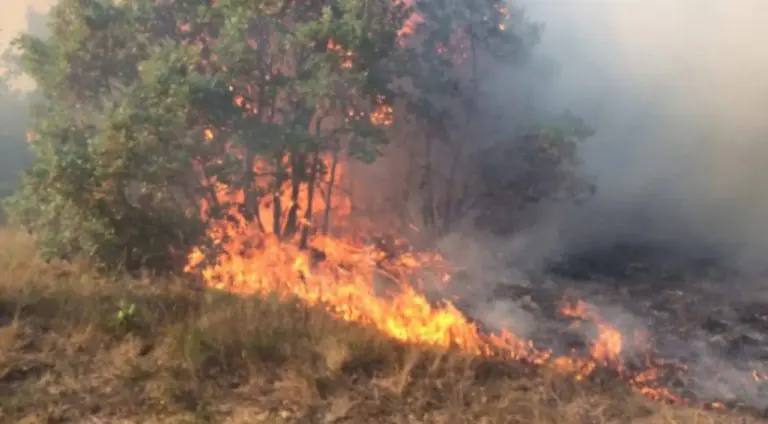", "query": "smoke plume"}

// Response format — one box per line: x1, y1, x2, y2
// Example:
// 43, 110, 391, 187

513, 0, 768, 271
